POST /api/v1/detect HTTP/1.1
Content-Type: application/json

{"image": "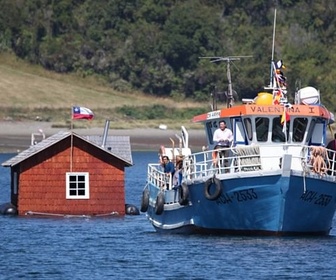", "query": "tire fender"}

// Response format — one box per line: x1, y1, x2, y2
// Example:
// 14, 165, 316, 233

204, 177, 222, 200
155, 191, 165, 215
140, 187, 150, 212
178, 183, 189, 206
